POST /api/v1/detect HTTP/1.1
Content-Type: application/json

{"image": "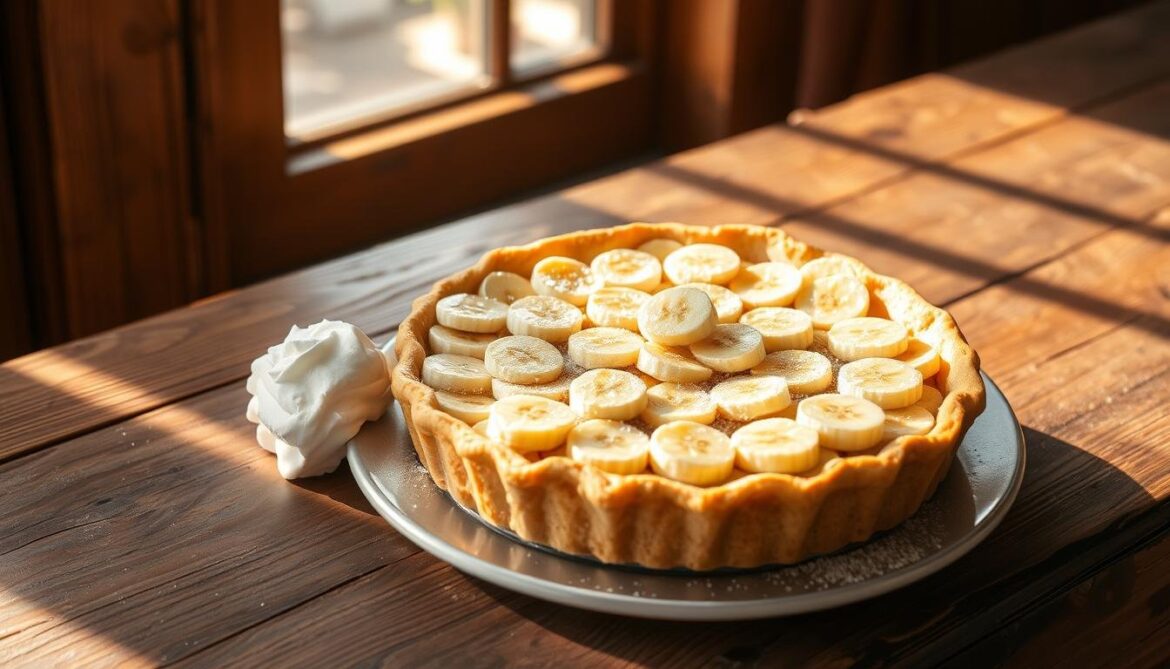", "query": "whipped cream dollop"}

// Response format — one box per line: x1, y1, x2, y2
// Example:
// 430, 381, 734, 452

245, 319, 390, 479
